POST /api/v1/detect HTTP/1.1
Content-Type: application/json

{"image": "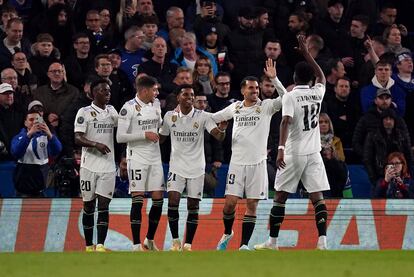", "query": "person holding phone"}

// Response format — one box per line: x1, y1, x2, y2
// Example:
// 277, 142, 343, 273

374, 152, 414, 198
11, 110, 62, 197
